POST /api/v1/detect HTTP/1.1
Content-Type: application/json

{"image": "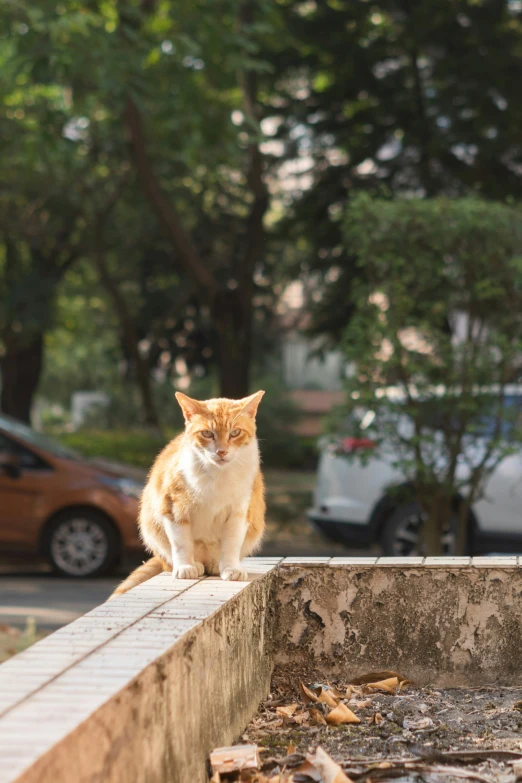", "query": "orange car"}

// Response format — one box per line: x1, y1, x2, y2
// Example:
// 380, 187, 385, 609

0, 414, 143, 577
